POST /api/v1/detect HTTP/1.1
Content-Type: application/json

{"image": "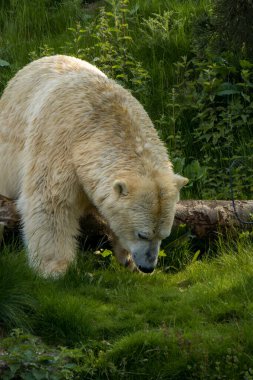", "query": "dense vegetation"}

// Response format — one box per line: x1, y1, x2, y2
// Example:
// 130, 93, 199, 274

1, 0, 253, 199
0, 0, 253, 378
